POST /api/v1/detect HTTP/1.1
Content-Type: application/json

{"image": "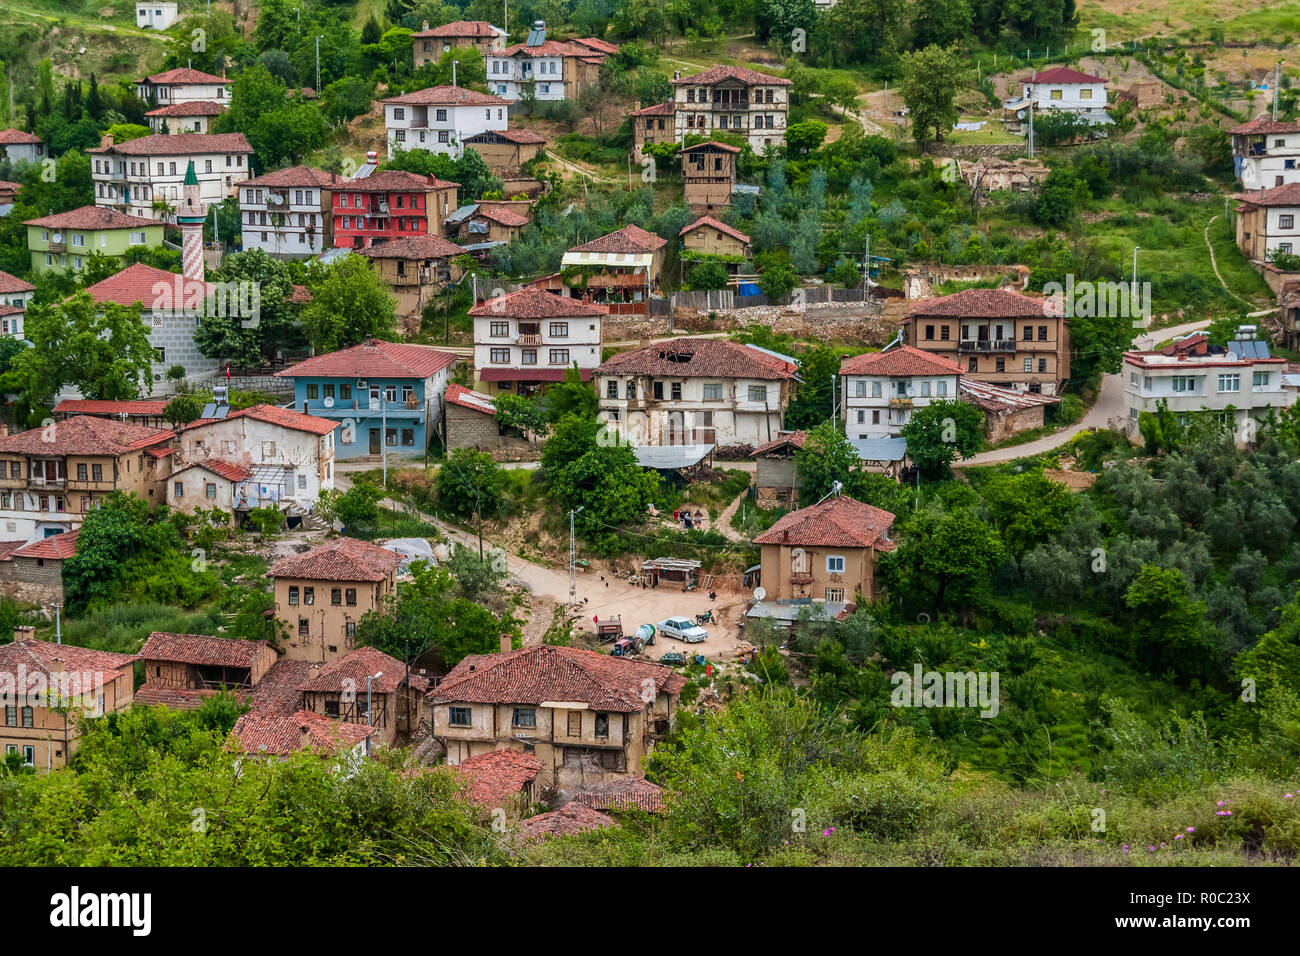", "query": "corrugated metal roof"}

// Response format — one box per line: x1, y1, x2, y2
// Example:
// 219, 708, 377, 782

849, 437, 908, 462
633, 443, 714, 470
